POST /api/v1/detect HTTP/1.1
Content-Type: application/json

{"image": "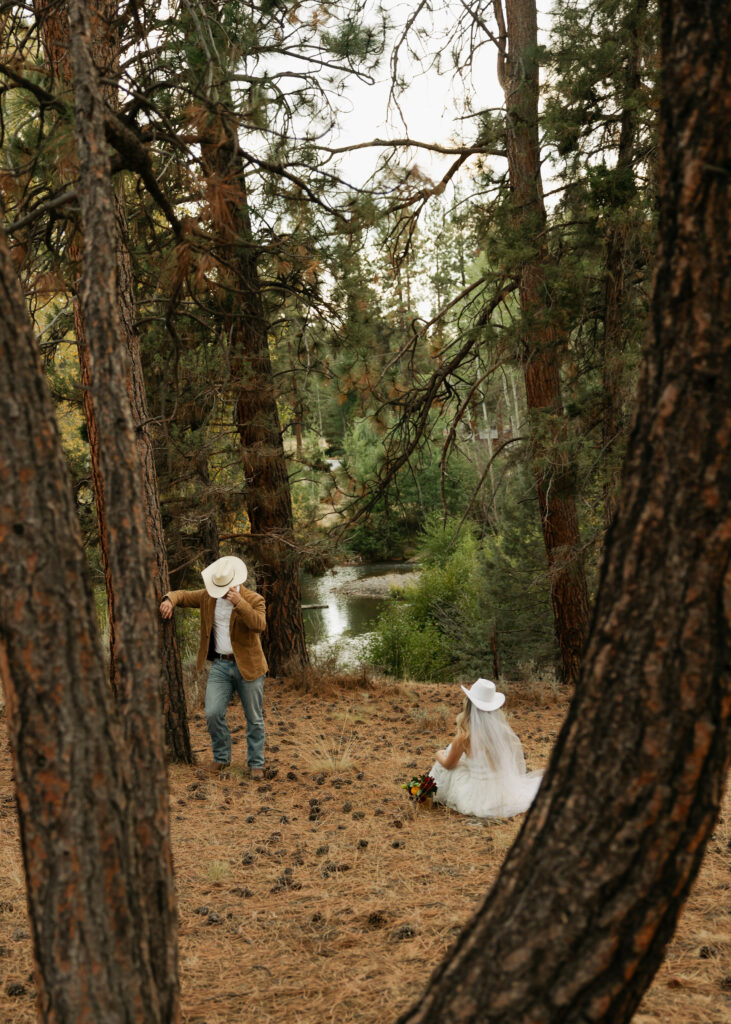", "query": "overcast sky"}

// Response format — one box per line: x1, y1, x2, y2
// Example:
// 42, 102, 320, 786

324, 1, 552, 191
